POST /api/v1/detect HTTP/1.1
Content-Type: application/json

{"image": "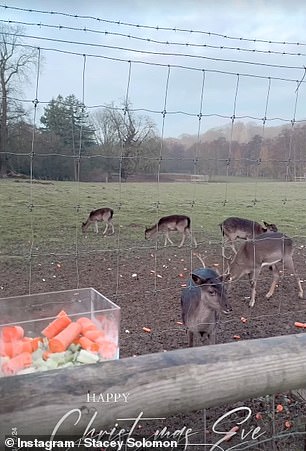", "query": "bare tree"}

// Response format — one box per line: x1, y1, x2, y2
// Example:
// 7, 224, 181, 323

91, 102, 160, 180
0, 25, 37, 176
